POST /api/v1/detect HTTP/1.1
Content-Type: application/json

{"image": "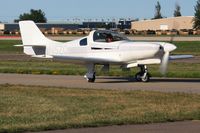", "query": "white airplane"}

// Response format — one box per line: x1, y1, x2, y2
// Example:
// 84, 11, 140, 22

18, 20, 193, 82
